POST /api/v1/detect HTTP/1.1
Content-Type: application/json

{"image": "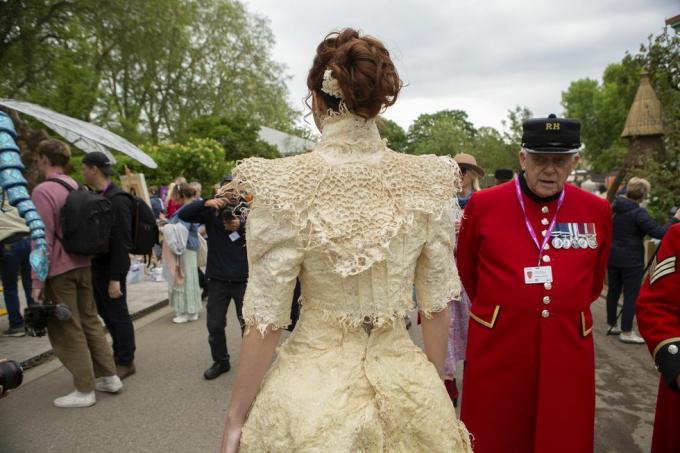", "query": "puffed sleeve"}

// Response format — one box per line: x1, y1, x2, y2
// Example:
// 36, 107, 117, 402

242, 206, 305, 335
415, 199, 461, 317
